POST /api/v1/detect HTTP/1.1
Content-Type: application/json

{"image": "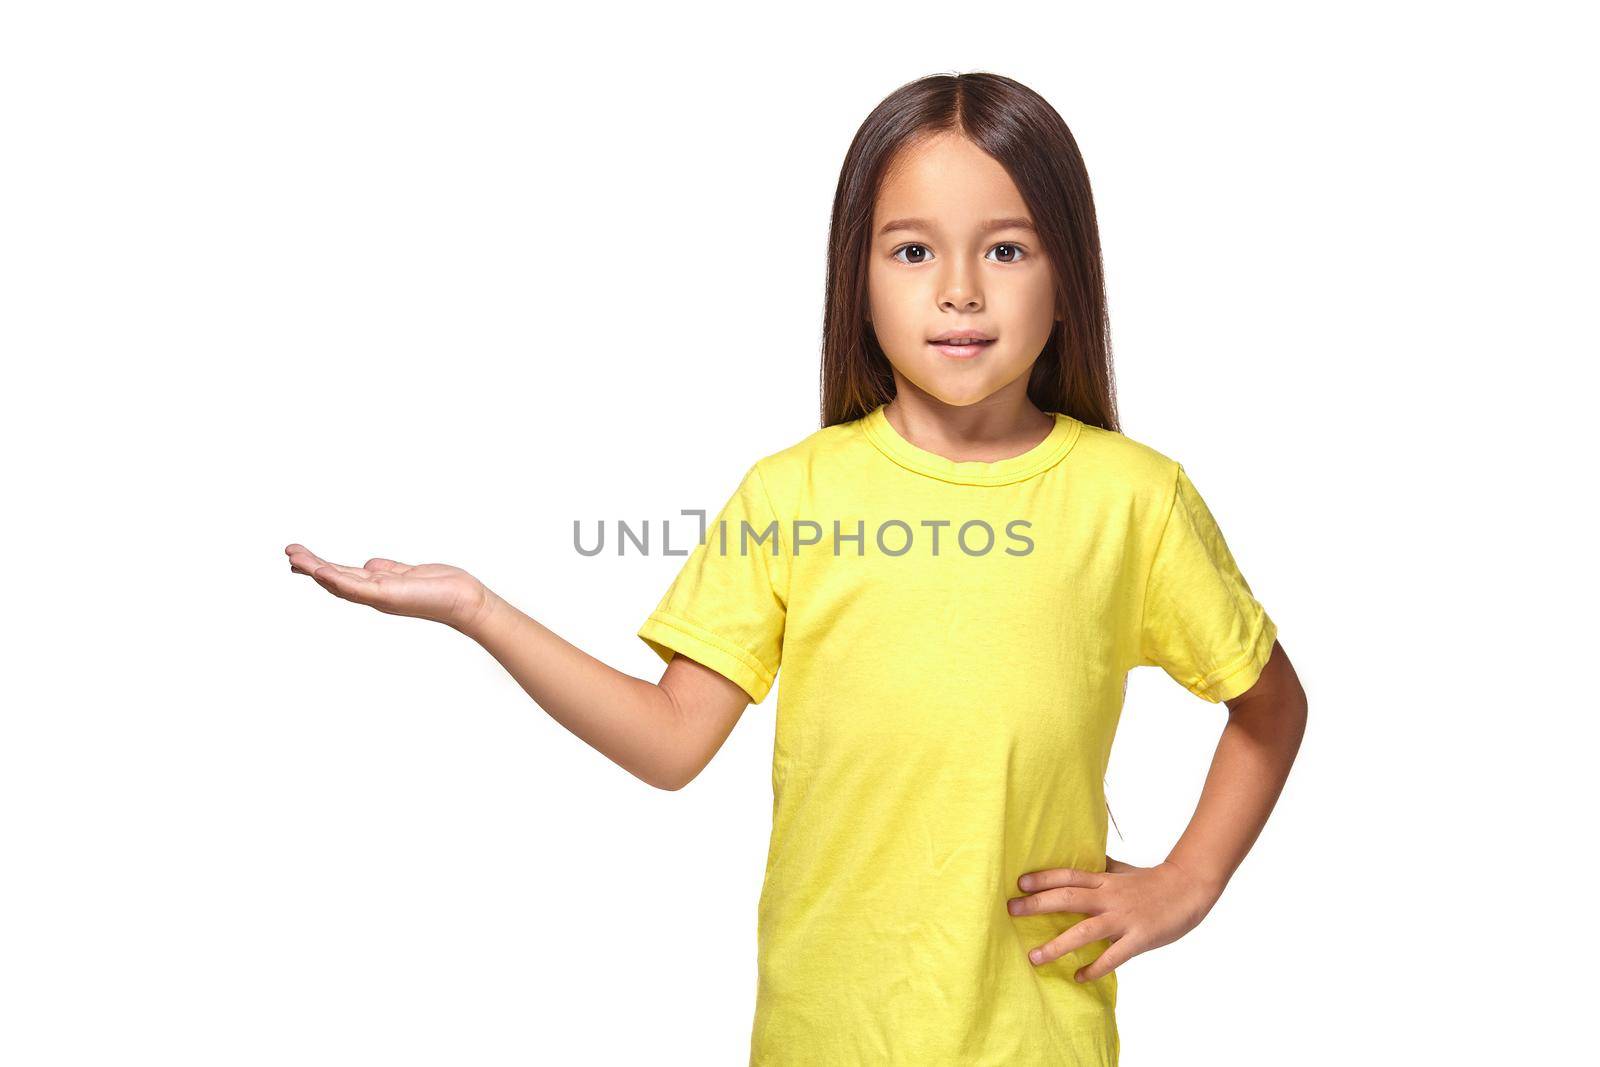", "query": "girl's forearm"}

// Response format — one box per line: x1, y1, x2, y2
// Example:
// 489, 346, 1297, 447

1165, 683, 1308, 898
455, 588, 689, 791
